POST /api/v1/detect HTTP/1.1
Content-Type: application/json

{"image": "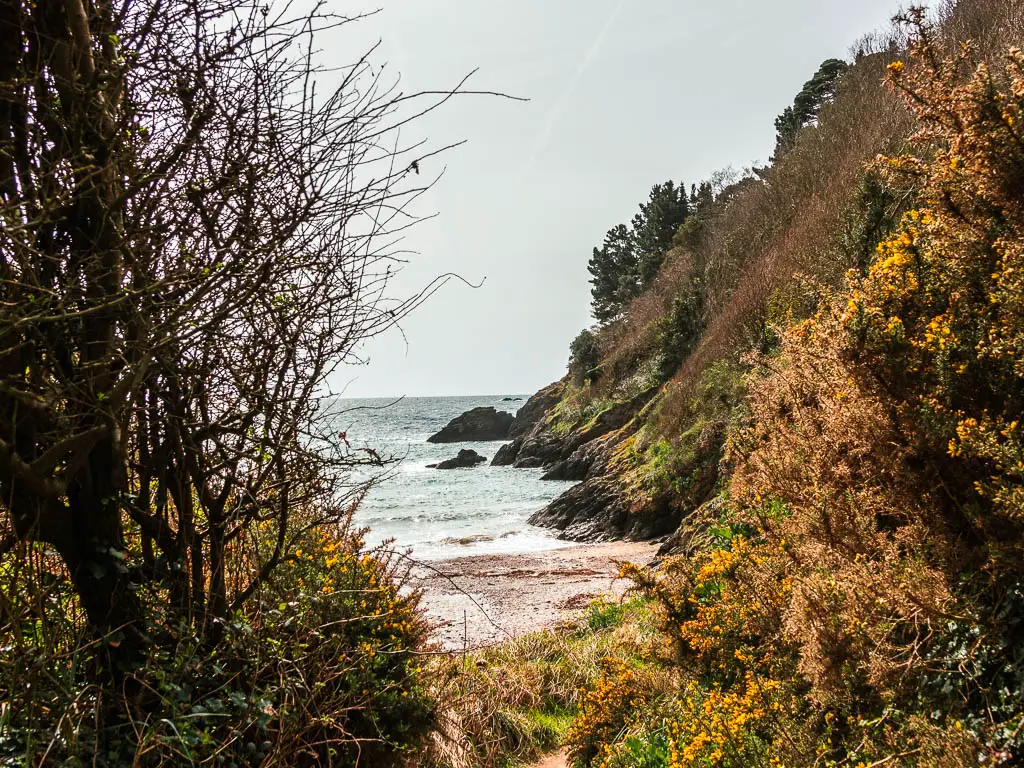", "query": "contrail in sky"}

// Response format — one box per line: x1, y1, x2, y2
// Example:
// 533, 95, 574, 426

520, 0, 628, 178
